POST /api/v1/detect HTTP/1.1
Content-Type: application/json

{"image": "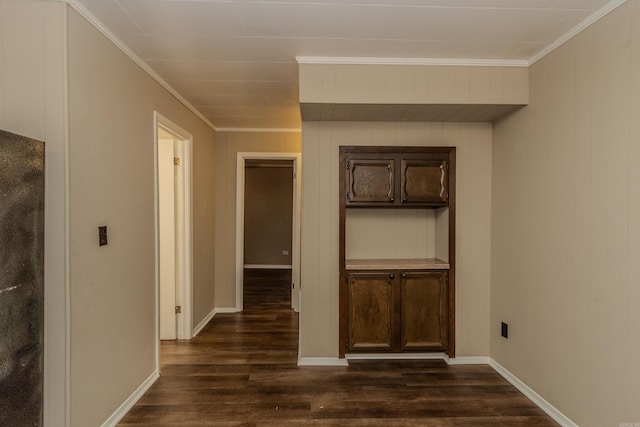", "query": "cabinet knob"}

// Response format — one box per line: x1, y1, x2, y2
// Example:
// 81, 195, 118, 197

389, 197, 394, 202
389, 273, 395, 279
402, 197, 407, 202
401, 273, 406, 278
